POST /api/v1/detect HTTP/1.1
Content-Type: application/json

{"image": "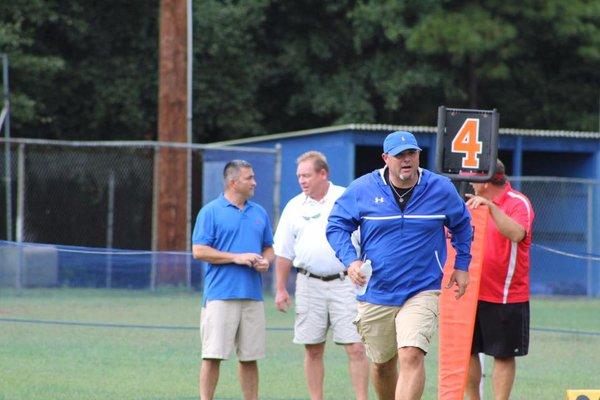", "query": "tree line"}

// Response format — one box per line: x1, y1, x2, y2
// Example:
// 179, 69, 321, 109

1, 0, 599, 142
